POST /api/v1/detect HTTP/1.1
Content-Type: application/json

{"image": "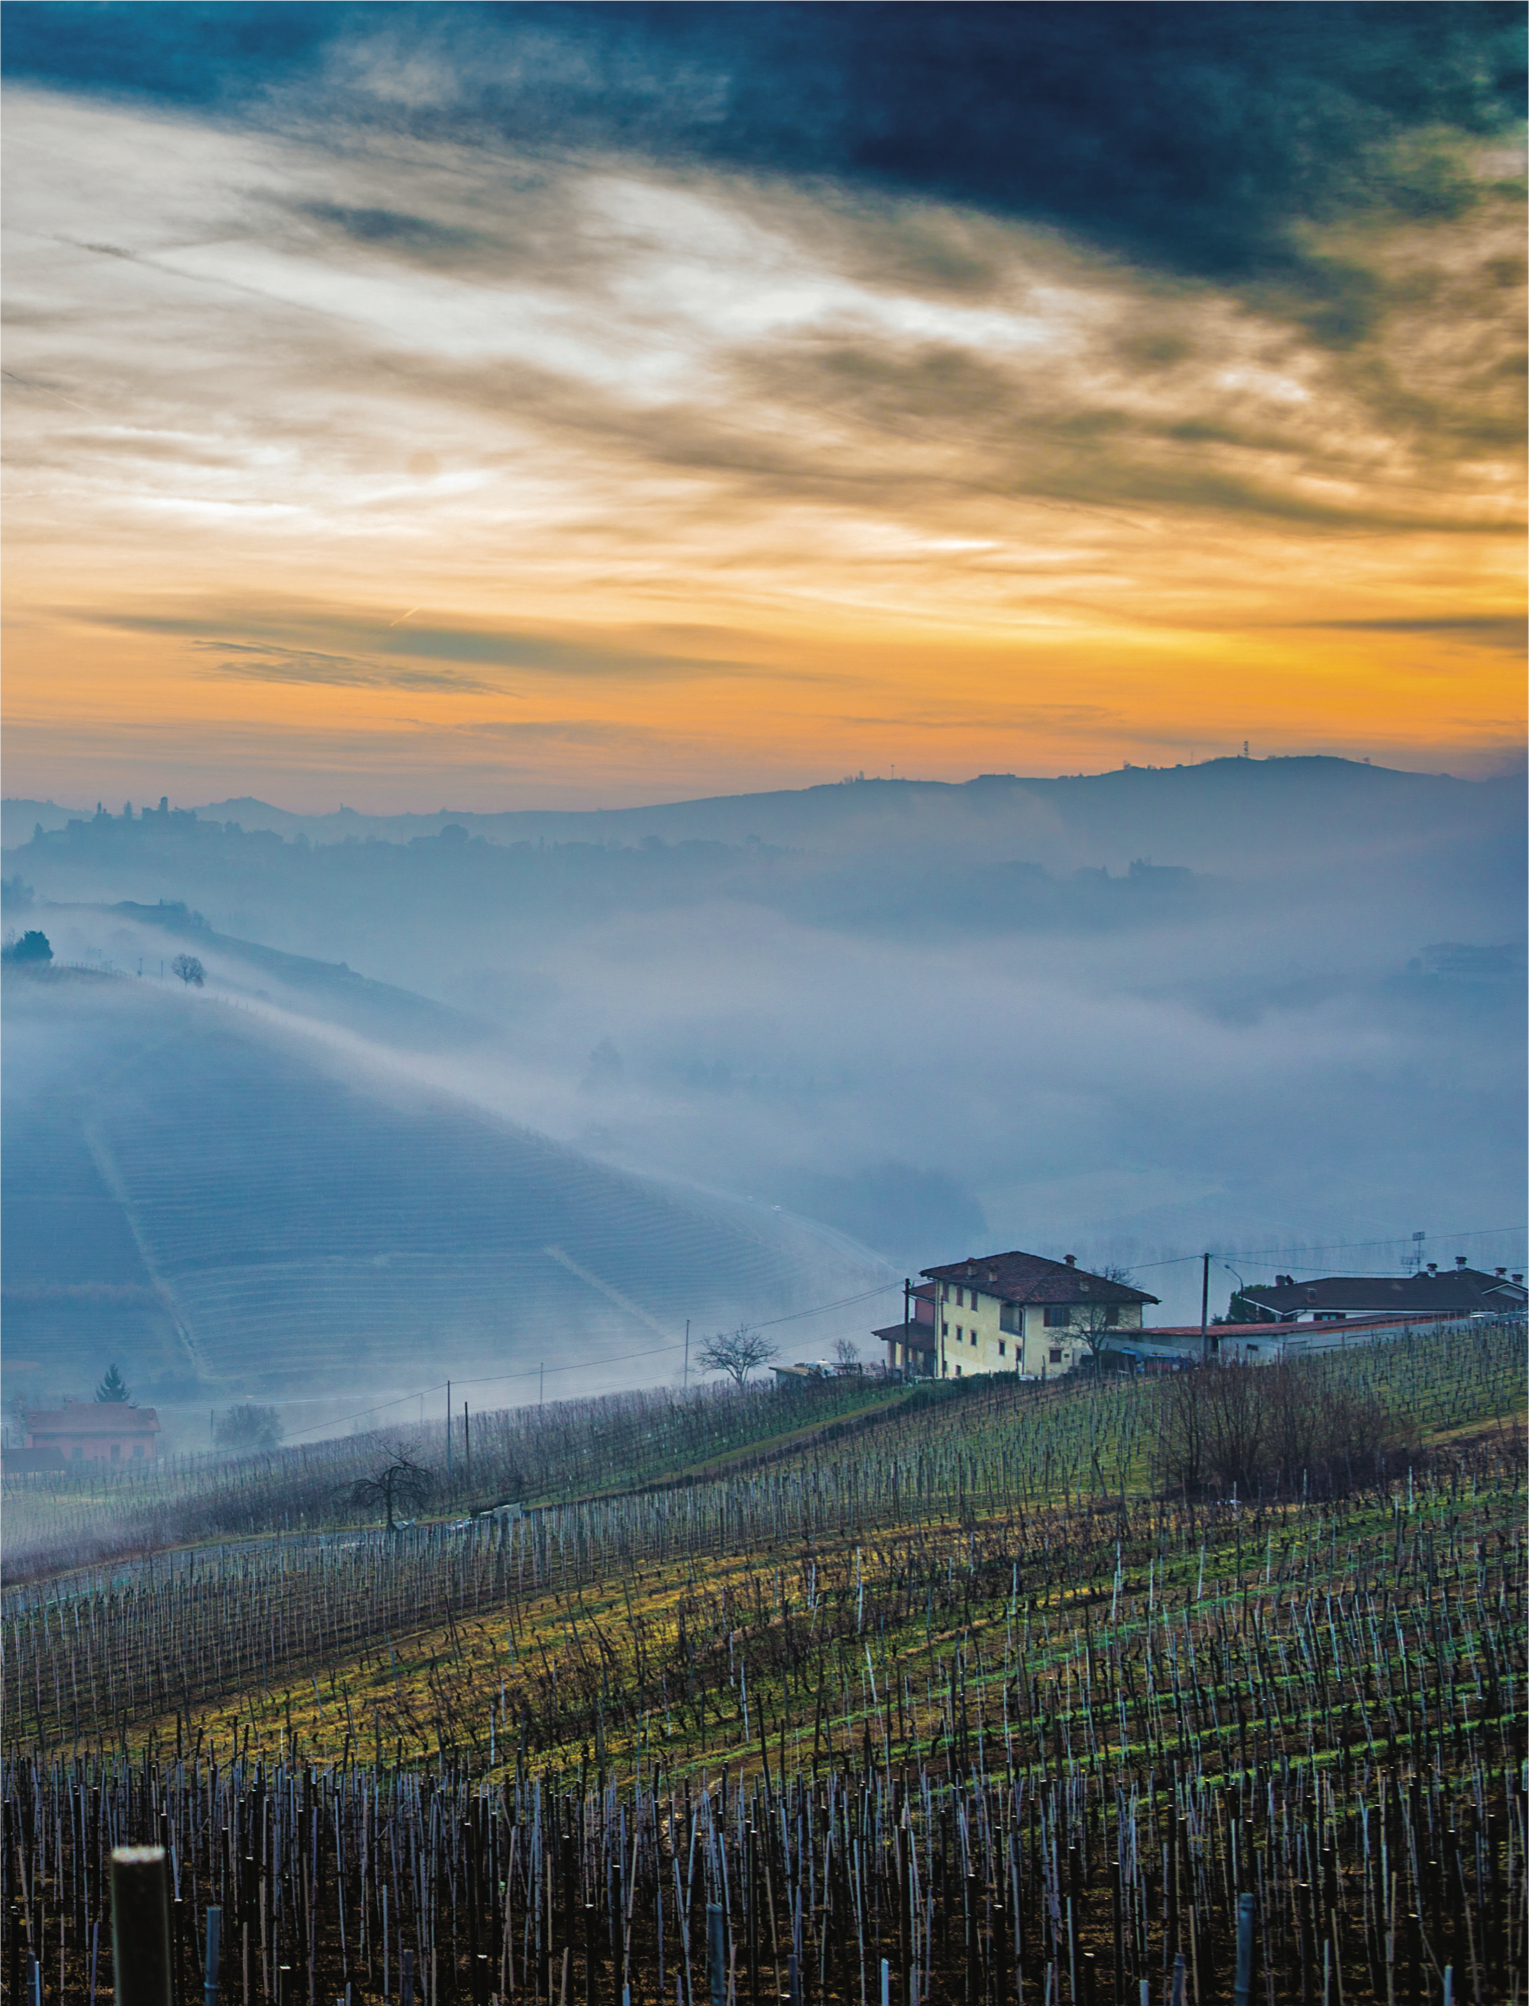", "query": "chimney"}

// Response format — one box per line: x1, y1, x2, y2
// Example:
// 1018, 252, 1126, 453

1455, 1255, 1467, 1268
1064, 1254, 1077, 1267
965, 1260, 975, 1278
1496, 1267, 1507, 1277
1427, 1263, 1437, 1274
1514, 1274, 1524, 1284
